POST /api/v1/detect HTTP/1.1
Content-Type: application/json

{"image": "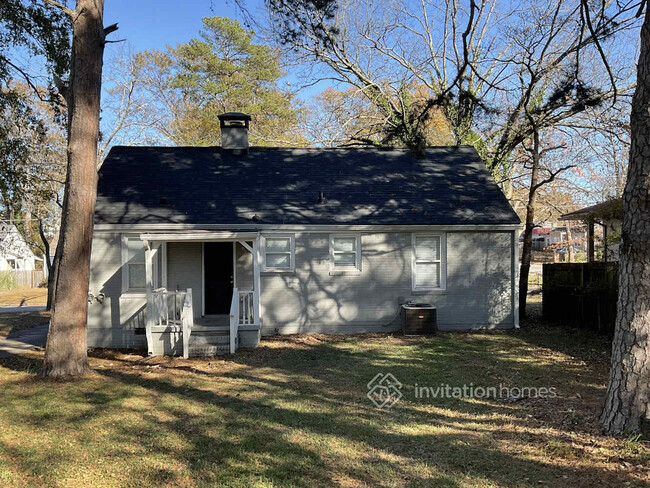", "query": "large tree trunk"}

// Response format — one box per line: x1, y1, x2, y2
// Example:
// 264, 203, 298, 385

43, 0, 110, 378
600, 12, 650, 434
518, 131, 541, 319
